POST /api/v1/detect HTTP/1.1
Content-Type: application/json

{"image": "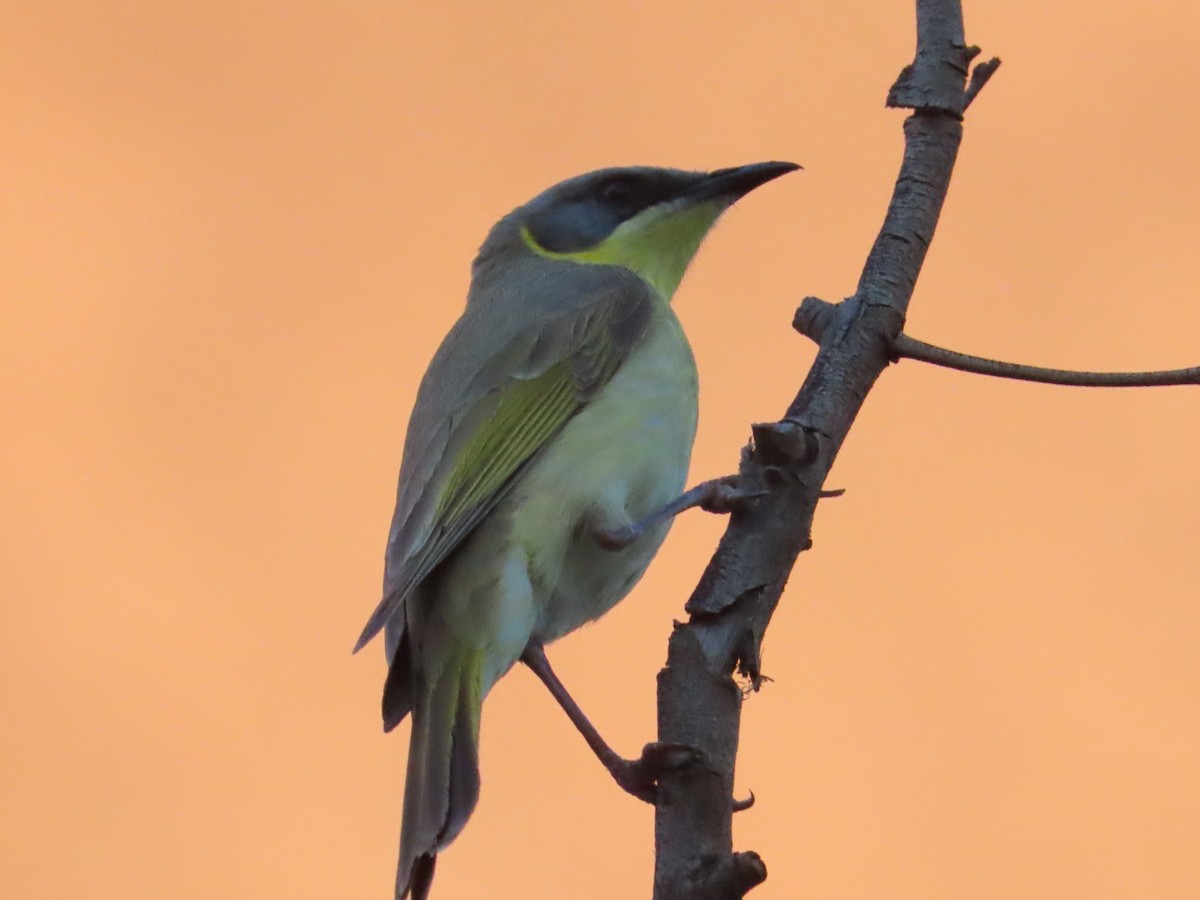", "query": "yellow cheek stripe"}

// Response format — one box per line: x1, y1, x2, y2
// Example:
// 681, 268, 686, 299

520, 225, 604, 264
519, 200, 724, 302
